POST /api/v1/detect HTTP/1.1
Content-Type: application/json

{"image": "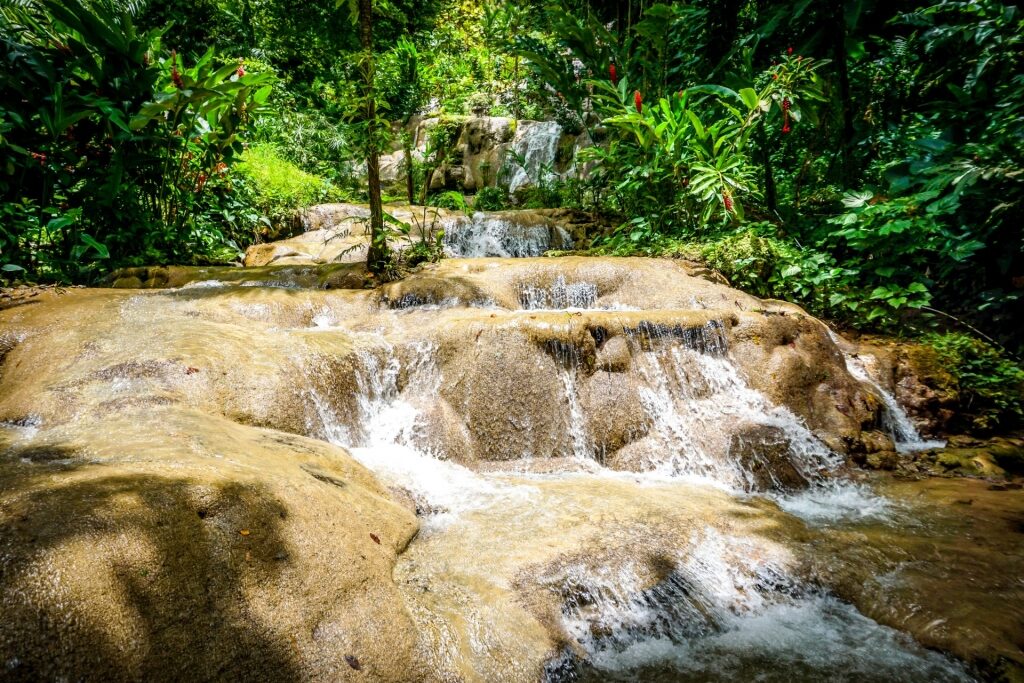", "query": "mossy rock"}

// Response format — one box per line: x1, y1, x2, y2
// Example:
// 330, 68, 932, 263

901, 344, 959, 404
933, 449, 1006, 478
